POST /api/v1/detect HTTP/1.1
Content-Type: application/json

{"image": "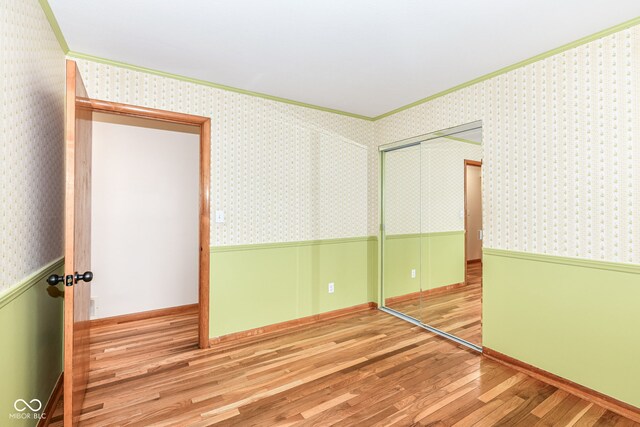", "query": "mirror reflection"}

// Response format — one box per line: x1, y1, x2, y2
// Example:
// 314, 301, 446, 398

381, 122, 483, 349
382, 144, 422, 318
